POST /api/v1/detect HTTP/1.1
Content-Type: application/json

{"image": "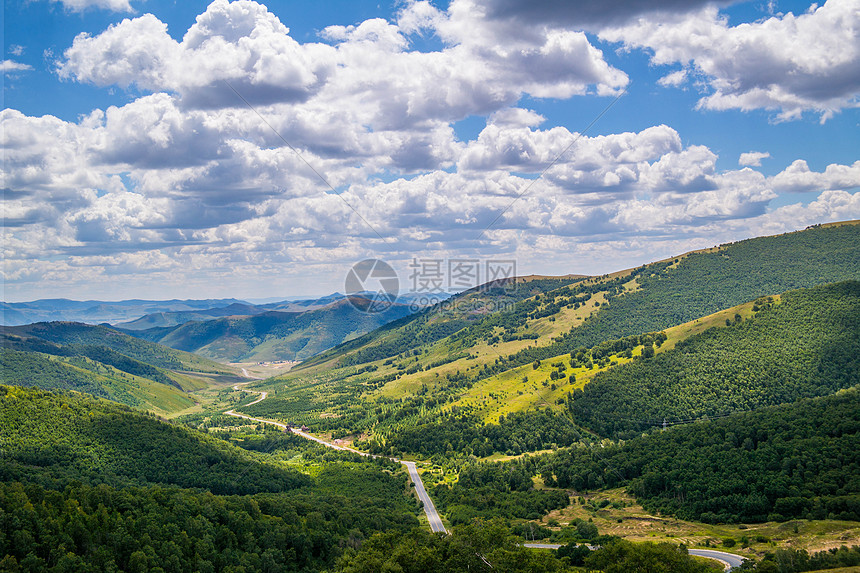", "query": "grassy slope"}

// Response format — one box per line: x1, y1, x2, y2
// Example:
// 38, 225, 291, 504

239, 277, 588, 426
459, 222, 860, 382
0, 322, 241, 414
297, 276, 588, 373
453, 292, 763, 424
244, 223, 860, 438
